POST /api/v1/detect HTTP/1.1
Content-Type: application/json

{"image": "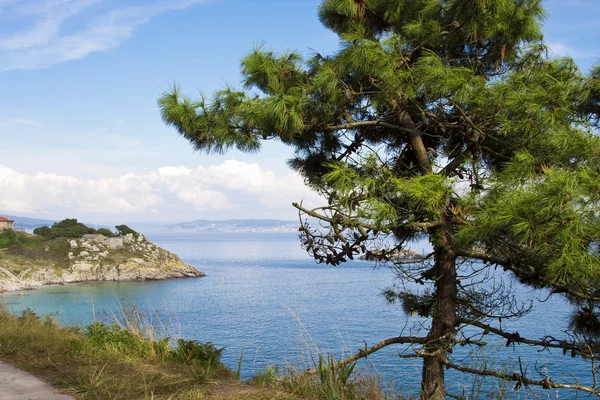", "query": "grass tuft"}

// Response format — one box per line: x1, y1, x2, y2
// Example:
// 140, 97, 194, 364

0, 304, 295, 399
